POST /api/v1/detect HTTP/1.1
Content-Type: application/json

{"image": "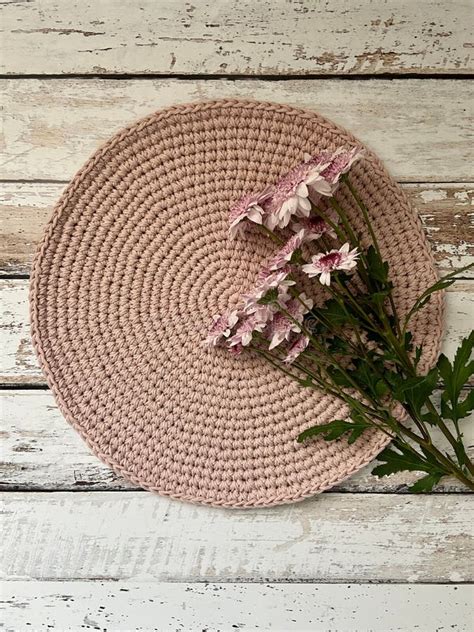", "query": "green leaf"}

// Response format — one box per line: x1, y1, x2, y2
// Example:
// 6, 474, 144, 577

289, 249, 304, 265
404, 331, 414, 352
374, 379, 389, 397
393, 367, 438, 415
297, 418, 371, 444
383, 369, 404, 391
327, 336, 350, 354
415, 279, 455, 312
326, 366, 353, 388
366, 245, 390, 284
257, 287, 279, 305
414, 344, 423, 367
438, 332, 474, 423
456, 390, 474, 419
298, 377, 315, 388
403, 263, 474, 329
316, 299, 353, 327
372, 444, 433, 478
421, 411, 440, 426
407, 472, 444, 493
